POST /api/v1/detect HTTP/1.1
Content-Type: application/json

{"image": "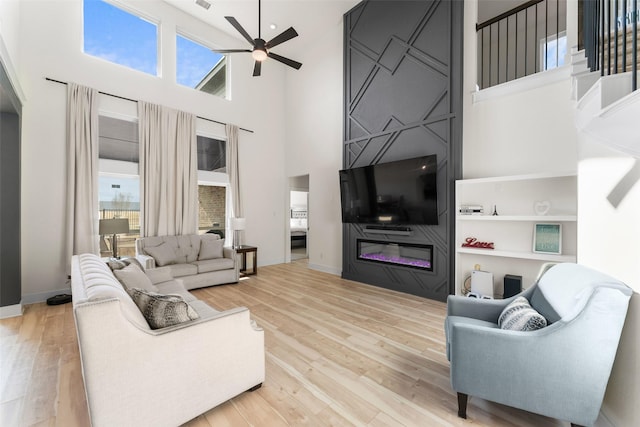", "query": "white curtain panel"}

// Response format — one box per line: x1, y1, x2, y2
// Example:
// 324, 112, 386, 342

225, 124, 242, 218
65, 83, 100, 263
139, 101, 197, 237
